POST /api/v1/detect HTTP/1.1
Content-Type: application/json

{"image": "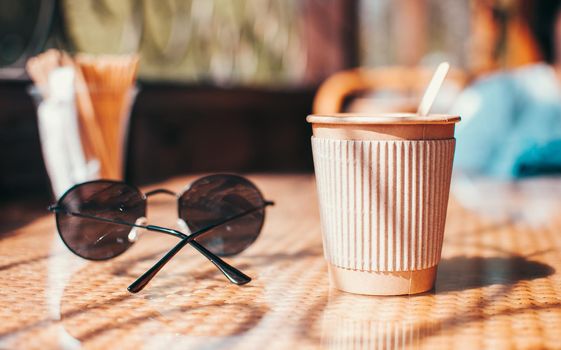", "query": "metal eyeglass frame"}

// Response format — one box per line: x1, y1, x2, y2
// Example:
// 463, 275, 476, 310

48, 185, 274, 293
